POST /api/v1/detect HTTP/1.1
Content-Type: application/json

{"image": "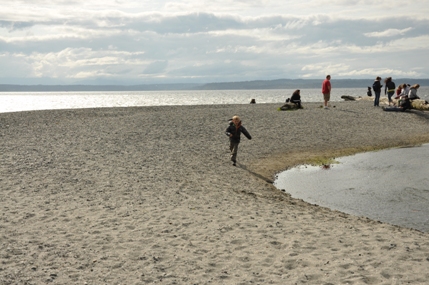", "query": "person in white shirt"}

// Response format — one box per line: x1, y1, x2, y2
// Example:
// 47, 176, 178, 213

408, 84, 420, 100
